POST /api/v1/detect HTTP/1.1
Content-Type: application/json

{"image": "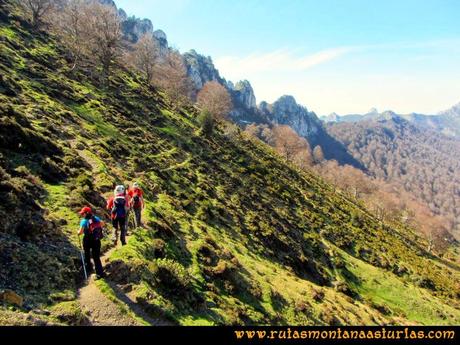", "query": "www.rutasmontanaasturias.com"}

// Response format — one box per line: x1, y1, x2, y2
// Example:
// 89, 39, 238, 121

233, 327, 456, 340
